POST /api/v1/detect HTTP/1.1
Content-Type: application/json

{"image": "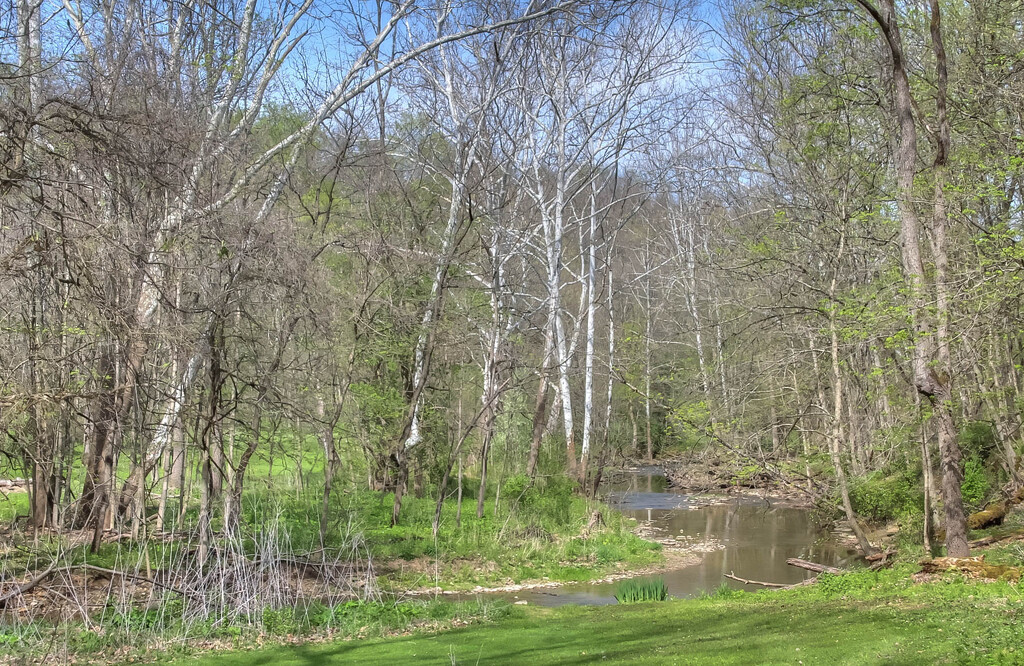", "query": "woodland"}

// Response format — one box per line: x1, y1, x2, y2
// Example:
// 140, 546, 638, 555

2, 0, 1024, 662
